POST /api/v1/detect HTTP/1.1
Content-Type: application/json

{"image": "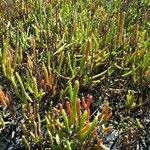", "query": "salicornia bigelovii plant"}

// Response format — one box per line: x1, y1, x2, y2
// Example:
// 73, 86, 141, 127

16, 81, 112, 149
